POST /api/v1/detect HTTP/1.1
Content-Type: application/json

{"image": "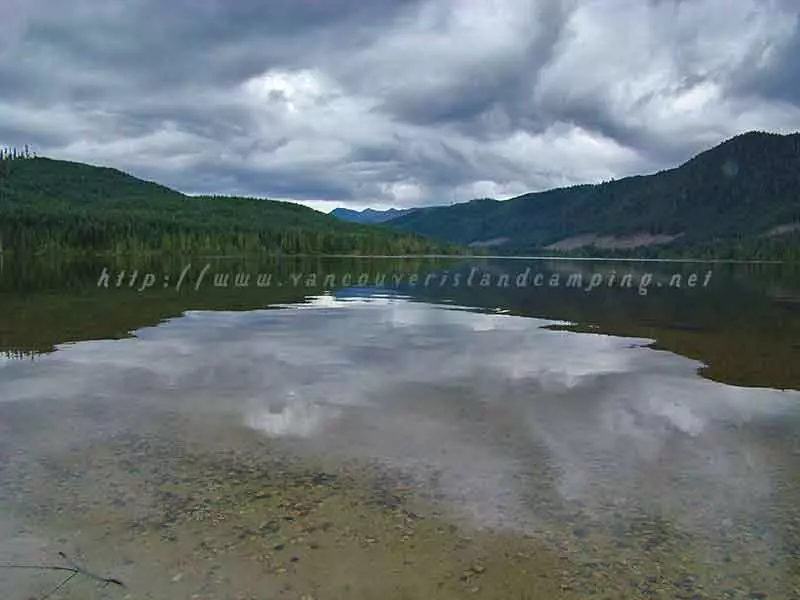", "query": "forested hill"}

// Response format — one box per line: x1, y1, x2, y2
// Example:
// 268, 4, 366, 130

387, 131, 800, 260
0, 156, 461, 255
